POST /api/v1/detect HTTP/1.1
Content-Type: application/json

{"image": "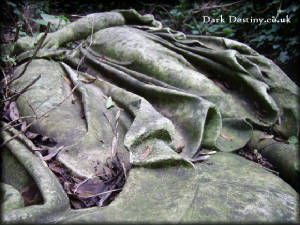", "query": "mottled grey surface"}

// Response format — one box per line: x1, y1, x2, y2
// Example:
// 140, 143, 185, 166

1, 9, 299, 223
1, 183, 24, 213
